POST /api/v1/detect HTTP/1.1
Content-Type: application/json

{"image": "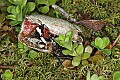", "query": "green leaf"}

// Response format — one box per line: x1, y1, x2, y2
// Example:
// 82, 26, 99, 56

65, 36, 70, 42
102, 37, 110, 49
9, 0, 26, 6
21, 0, 27, 7
69, 50, 78, 56
27, 2, 36, 12
99, 76, 105, 80
41, 6, 49, 14
55, 38, 64, 46
16, 5, 21, 14
16, 13, 23, 21
91, 41, 95, 47
7, 6, 14, 13
86, 70, 91, 80
81, 60, 89, 65
15, 27, 20, 32
101, 49, 111, 56
91, 74, 99, 80
72, 56, 81, 66
82, 52, 90, 60
72, 42, 78, 50
85, 45, 93, 54
29, 50, 38, 59
58, 34, 65, 40
63, 42, 72, 50
22, 5, 29, 17
48, 0, 56, 5
113, 71, 120, 80
3, 70, 13, 79
18, 41, 29, 53
6, 15, 16, 20
7, 6, 17, 15
8, 0, 16, 5
9, 21, 21, 26
62, 50, 72, 55
8, 0, 22, 5
76, 44, 84, 55
66, 31, 73, 39
37, 0, 46, 4
72, 60, 80, 66
72, 56, 81, 62
95, 37, 103, 49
